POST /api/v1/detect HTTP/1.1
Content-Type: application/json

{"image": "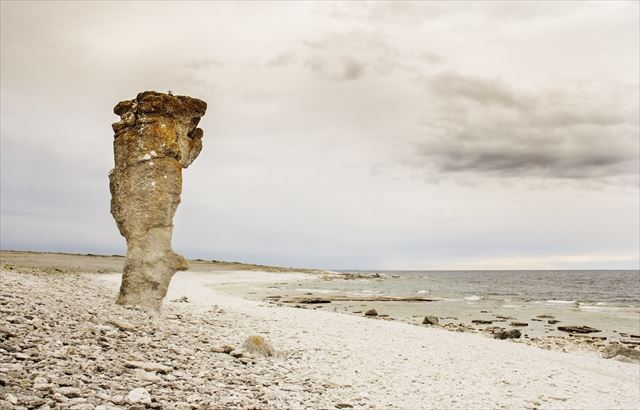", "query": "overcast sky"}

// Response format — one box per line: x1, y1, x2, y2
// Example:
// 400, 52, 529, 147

1, 1, 638, 270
